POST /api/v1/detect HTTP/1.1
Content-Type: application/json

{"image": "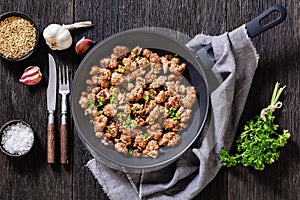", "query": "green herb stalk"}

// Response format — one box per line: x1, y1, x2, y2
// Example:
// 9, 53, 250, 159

219, 82, 290, 170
